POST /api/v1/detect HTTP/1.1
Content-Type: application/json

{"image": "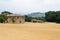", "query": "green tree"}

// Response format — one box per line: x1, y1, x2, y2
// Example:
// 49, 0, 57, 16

0, 11, 13, 23
45, 11, 60, 23
0, 14, 7, 23
1, 11, 12, 15
25, 15, 32, 22
55, 11, 60, 23
45, 11, 56, 22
